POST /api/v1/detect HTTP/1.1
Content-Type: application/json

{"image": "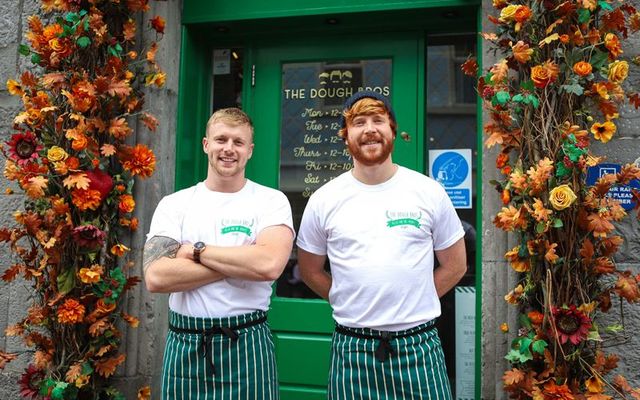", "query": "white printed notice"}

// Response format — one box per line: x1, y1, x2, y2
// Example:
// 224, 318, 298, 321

455, 286, 475, 400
